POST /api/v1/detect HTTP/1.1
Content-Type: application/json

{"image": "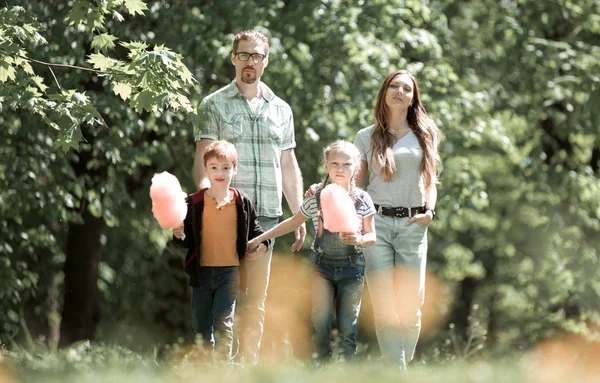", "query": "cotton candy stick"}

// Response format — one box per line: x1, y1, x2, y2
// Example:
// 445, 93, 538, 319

149, 171, 188, 229
319, 183, 359, 233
